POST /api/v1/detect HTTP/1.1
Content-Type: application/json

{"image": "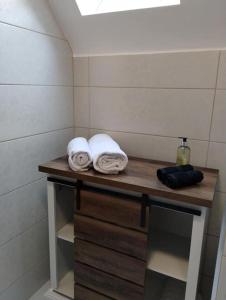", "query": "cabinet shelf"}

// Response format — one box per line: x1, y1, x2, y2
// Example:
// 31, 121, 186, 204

57, 223, 74, 243
55, 271, 74, 299
147, 231, 190, 282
